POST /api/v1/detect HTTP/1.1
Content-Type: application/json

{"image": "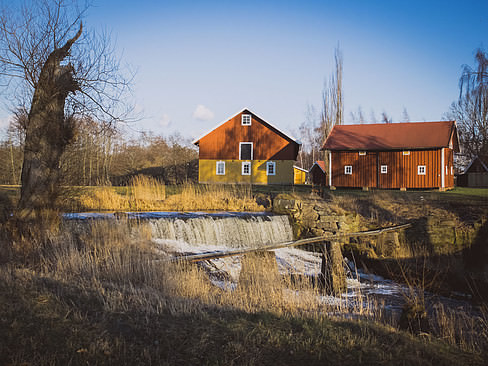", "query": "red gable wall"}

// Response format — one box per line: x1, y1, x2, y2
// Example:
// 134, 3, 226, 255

197, 111, 299, 160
